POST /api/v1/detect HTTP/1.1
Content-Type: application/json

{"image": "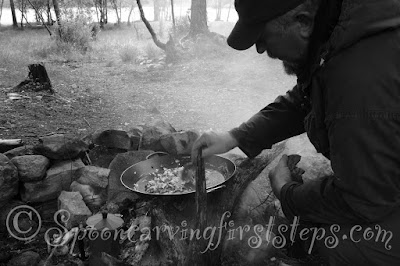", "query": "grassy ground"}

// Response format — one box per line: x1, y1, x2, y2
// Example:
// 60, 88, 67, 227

0, 21, 295, 144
